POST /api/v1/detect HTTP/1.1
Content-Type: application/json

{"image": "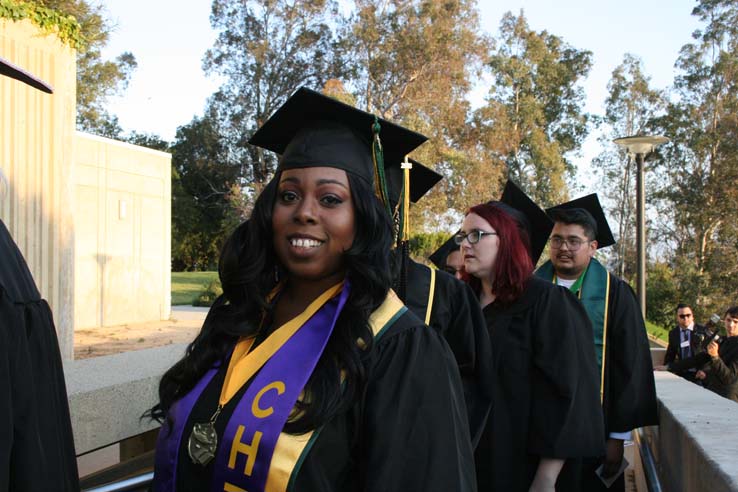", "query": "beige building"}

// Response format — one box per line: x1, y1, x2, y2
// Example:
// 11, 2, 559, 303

1, 18, 171, 359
